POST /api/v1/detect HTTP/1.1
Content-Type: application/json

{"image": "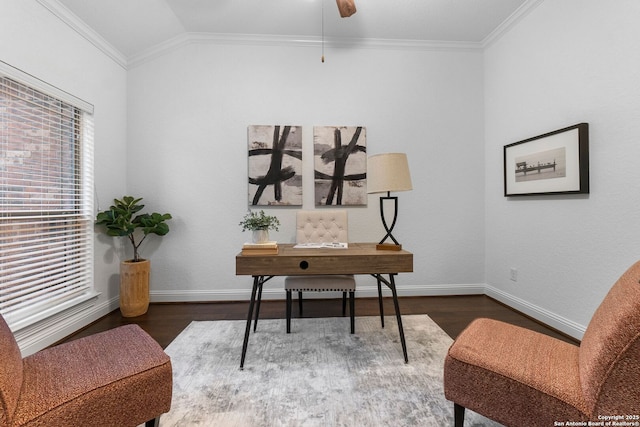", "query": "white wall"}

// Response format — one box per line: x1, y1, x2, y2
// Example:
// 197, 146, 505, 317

15, 0, 633, 351
1, 0, 128, 354
484, 0, 640, 338
127, 41, 486, 301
